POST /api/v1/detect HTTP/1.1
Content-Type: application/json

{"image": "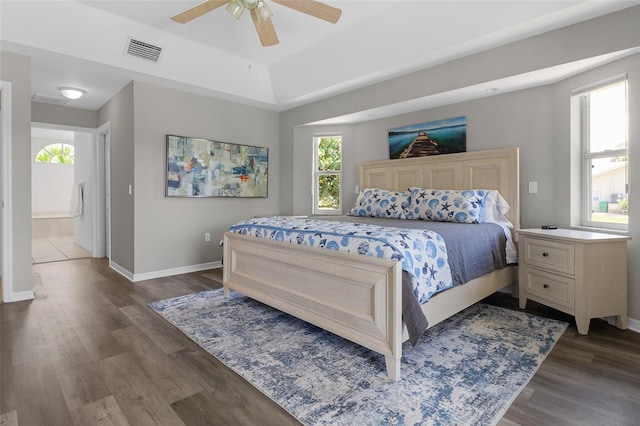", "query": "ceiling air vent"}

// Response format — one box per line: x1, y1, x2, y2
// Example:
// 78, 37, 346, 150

32, 94, 68, 106
125, 38, 162, 63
